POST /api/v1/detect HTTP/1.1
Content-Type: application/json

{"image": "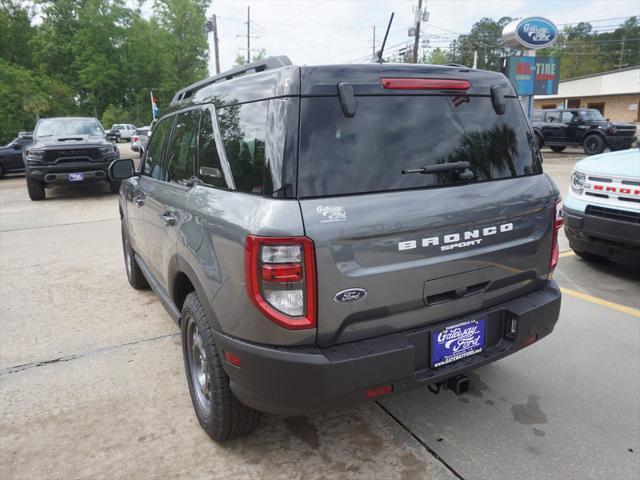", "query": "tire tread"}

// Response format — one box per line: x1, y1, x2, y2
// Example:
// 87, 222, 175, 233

182, 292, 260, 442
